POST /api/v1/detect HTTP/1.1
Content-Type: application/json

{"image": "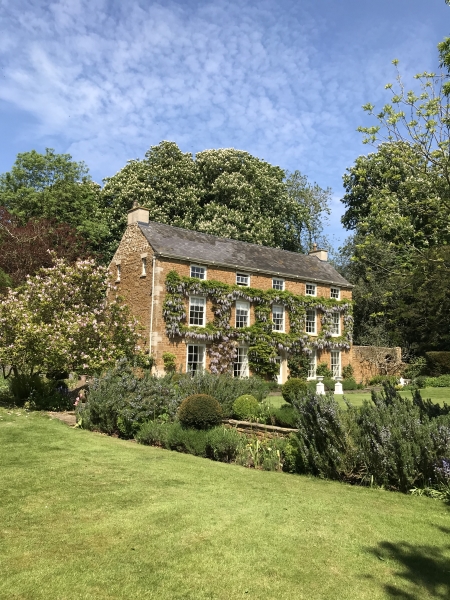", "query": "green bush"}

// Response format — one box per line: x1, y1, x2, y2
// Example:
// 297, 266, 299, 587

287, 353, 309, 379
232, 395, 259, 420
8, 374, 72, 411
316, 363, 333, 378
342, 364, 354, 380
176, 371, 270, 417
342, 378, 358, 391
162, 352, 177, 373
423, 375, 450, 388
268, 404, 298, 428
177, 394, 223, 429
425, 351, 450, 376
368, 375, 398, 386
78, 362, 182, 437
136, 422, 242, 462
281, 378, 308, 404
403, 356, 426, 379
